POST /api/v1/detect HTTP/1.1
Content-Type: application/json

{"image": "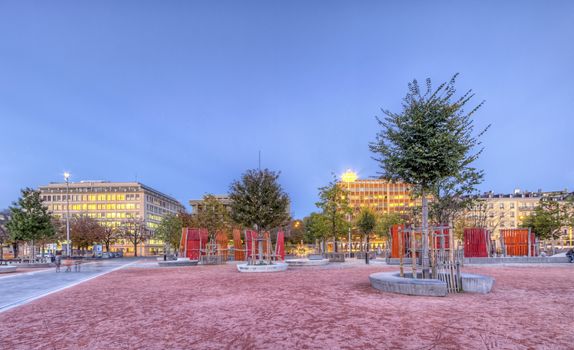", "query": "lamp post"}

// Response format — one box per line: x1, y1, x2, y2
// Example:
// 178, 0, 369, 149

64, 172, 71, 258
341, 170, 357, 258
